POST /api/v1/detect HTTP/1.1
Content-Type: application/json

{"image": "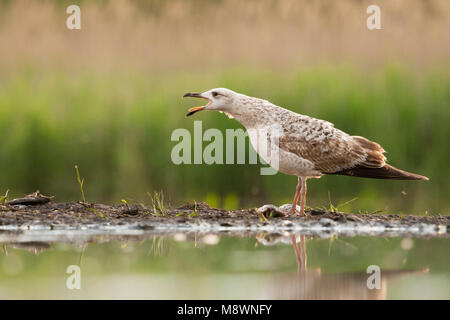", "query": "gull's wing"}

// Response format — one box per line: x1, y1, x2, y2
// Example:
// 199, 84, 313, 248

277, 115, 386, 174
